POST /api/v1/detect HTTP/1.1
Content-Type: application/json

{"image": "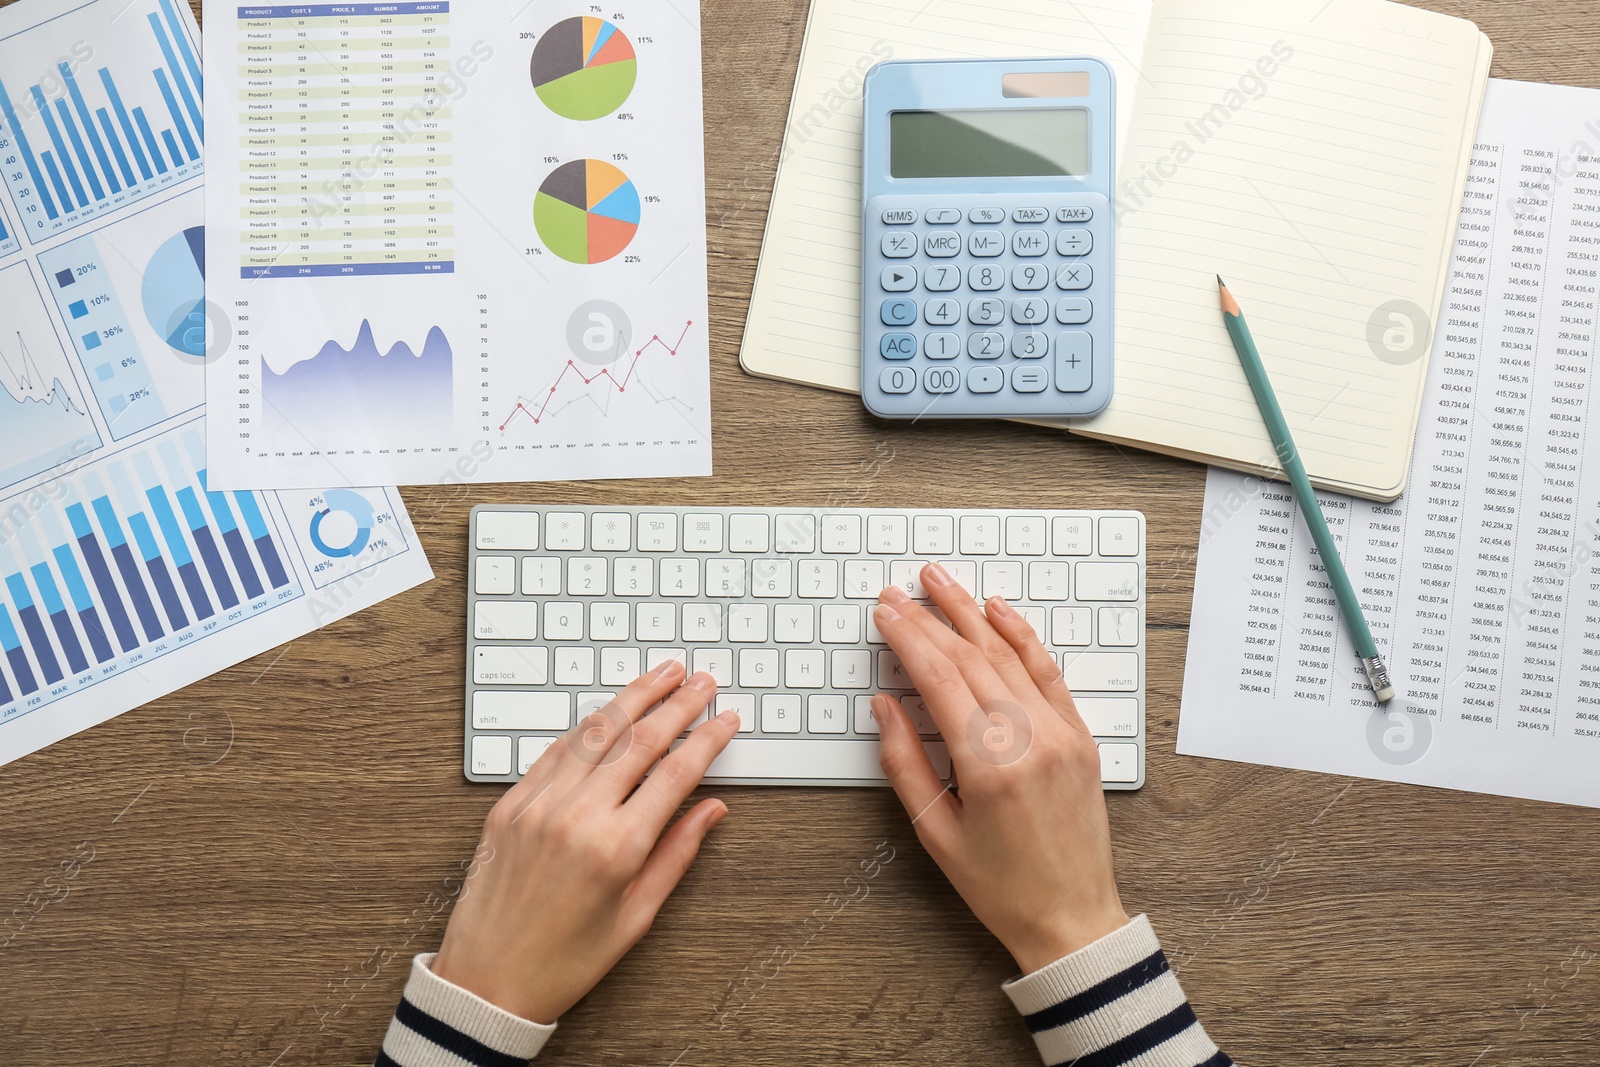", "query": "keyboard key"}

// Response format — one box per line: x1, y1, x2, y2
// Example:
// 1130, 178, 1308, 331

808, 694, 849, 733
1099, 517, 1141, 556
854, 696, 881, 734
925, 230, 962, 257
474, 645, 549, 685
692, 648, 733, 686
1013, 206, 1049, 223
787, 649, 826, 689
821, 604, 861, 643
832, 649, 872, 688
589, 602, 630, 641
1051, 606, 1092, 646
545, 512, 584, 549
1056, 297, 1092, 324
924, 332, 961, 360
591, 514, 631, 551
740, 648, 780, 688
1011, 365, 1048, 392
798, 561, 838, 599
969, 230, 1005, 257
475, 556, 516, 595
566, 557, 608, 596
775, 513, 817, 553
1006, 516, 1047, 555
774, 604, 816, 642
476, 511, 539, 550
613, 558, 653, 596
968, 331, 1005, 359
889, 559, 931, 598
923, 366, 960, 394
518, 736, 559, 775
881, 265, 917, 291
845, 557, 886, 595
883, 207, 918, 225
877, 650, 910, 688
968, 206, 1004, 224
968, 297, 1006, 325
1057, 205, 1094, 223
925, 297, 961, 325
646, 647, 688, 673
881, 298, 917, 326
880, 366, 917, 394
1013, 263, 1050, 291
1012, 331, 1048, 359
1012, 297, 1049, 325
522, 556, 561, 595
1075, 562, 1139, 601
1056, 228, 1093, 256
601, 647, 642, 686
913, 515, 954, 555
981, 560, 1023, 600
1052, 516, 1093, 555
881, 231, 916, 258
637, 603, 676, 641
1012, 229, 1049, 256
967, 366, 1003, 393
1028, 561, 1072, 600
475, 602, 539, 640
472, 735, 513, 776
1057, 263, 1092, 290
1076, 697, 1139, 737
1056, 332, 1093, 393
935, 559, 978, 598
924, 207, 961, 224
1017, 606, 1047, 643
688, 738, 951, 782
751, 558, 793, 597
683, 604, 723, 641
1099, 742, 1139, 783
762, 694, 803, 733
544, 602, 583, 640
728, 604, 769, 642
707, 558, 748, 596
925, 263, 961, 291
683, 515, 724, 552
554, 646, 595, 685
822, 514, 862, 553
710, 693, 756, 732
1063, 652, 1140, 691
473, 690, 570, 730
1099, 607, 1142, 646
659, 558, 699, 596
637, 514, 678, 551
968, 264, 1005, 291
